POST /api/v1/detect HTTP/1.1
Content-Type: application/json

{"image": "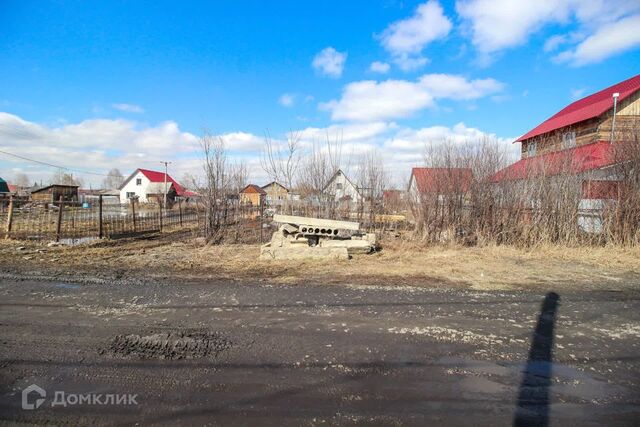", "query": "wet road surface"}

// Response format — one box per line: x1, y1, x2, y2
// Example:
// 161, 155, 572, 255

1, 278, 639, 425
